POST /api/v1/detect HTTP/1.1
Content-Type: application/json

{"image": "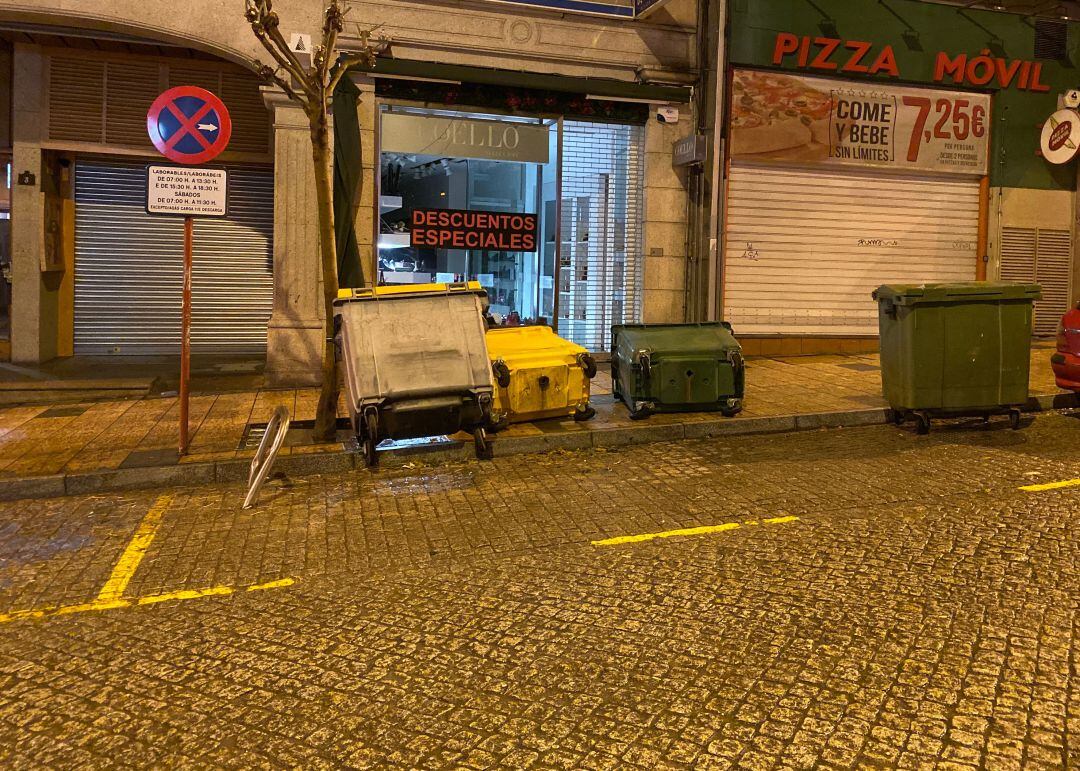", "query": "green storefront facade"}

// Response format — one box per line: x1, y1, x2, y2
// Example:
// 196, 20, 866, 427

722, 0, 1079, 345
